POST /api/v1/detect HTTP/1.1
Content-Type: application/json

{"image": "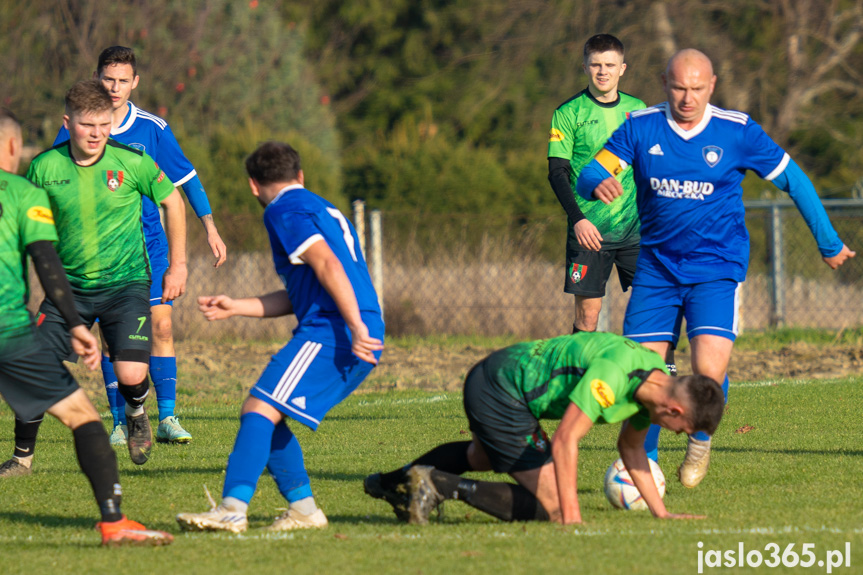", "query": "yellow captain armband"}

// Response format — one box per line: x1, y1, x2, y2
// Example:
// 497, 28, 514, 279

595, 148, 625, 177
